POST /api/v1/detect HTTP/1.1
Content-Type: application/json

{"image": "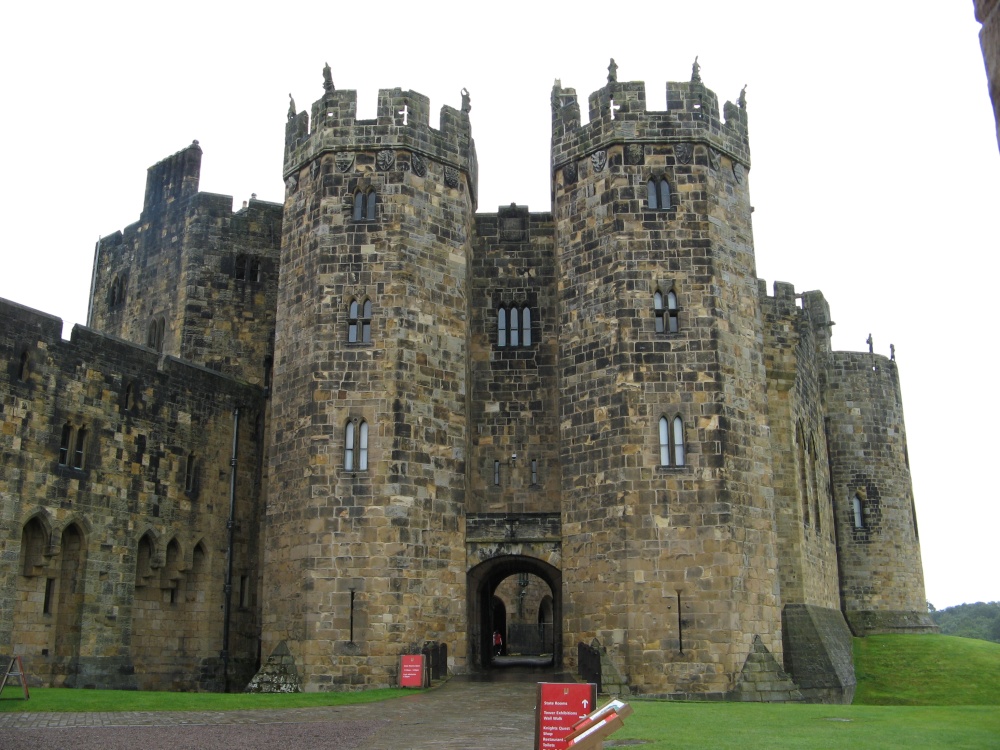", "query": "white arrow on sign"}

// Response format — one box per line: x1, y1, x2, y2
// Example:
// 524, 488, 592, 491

582, 699, 590, 710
